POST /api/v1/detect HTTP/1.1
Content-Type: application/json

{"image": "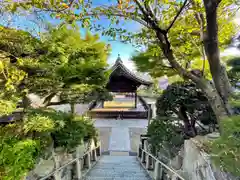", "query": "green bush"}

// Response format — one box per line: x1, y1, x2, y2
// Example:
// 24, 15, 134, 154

208, 115, 240, 176
147, 116, 184, 158
0, 108, 97, 180
0, 131, 41, 180
52, 115, 97, 150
